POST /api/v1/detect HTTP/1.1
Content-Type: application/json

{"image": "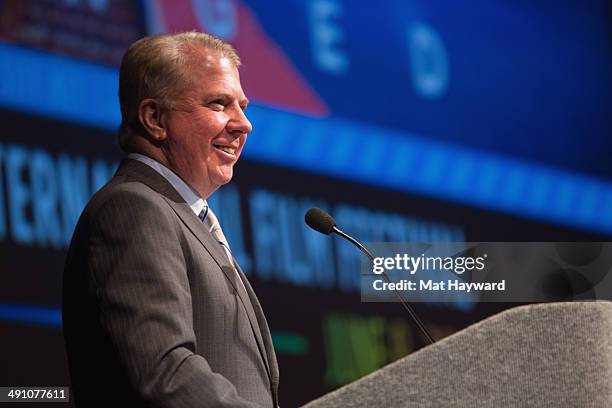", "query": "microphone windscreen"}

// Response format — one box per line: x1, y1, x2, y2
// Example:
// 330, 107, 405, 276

305, 207, 336, 235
